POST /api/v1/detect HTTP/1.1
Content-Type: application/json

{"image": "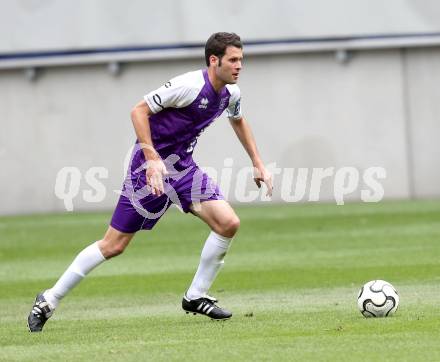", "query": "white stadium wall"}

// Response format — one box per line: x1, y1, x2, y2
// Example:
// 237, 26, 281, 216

1, 0, 440, 214
1, 0, 440, 52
